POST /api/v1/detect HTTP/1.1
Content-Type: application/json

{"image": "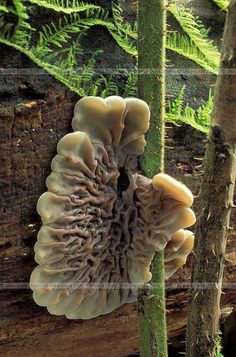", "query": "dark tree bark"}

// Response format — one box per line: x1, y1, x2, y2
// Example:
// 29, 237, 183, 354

186, 2, 236, 356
